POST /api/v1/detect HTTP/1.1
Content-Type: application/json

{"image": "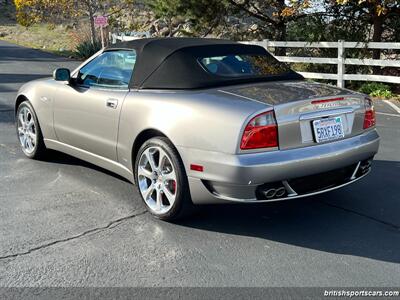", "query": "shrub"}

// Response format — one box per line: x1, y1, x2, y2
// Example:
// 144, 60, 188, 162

370, 89, 393, 99
359, 82, 393, 98
14, 0, 41, 27
75, 39, 101, 59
